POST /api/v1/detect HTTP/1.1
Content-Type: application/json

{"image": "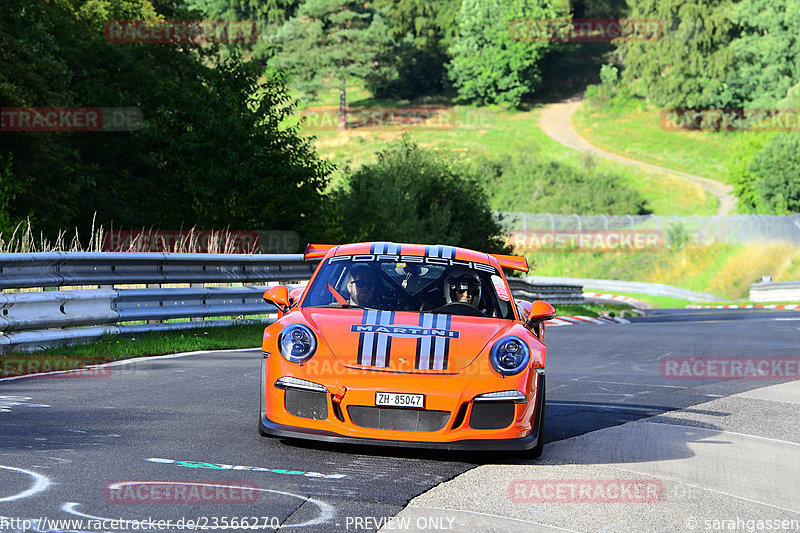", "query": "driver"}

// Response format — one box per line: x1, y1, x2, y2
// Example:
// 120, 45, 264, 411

444, 268, 481, 308
346, 265, 378, 307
